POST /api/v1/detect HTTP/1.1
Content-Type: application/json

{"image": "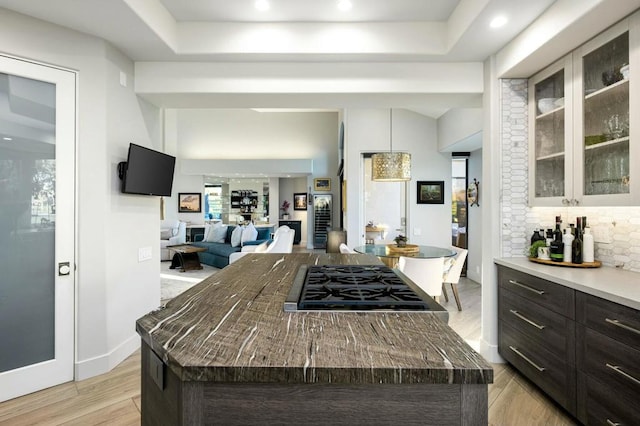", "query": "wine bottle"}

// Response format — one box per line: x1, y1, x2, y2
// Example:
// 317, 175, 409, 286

572, 217, 583, 264
550, 216, 564, 262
